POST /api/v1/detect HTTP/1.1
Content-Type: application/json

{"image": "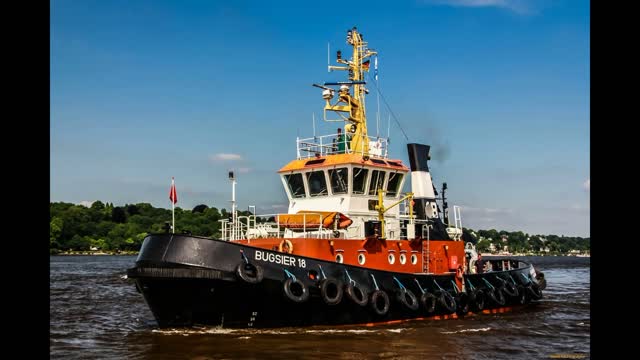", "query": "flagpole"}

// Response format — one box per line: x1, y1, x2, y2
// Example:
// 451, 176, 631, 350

170, 177, 176, 233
